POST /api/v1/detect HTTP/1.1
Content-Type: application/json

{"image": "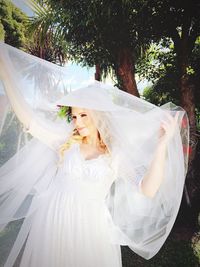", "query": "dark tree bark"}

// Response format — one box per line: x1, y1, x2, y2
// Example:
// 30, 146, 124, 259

116, 48, 139, 96
39, 47, 44, 59
179, 64, 197, 161
94, 64, 101, 81
172, 16, 199, 210
174, 33, 197, 163
179, 55, 198, 207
